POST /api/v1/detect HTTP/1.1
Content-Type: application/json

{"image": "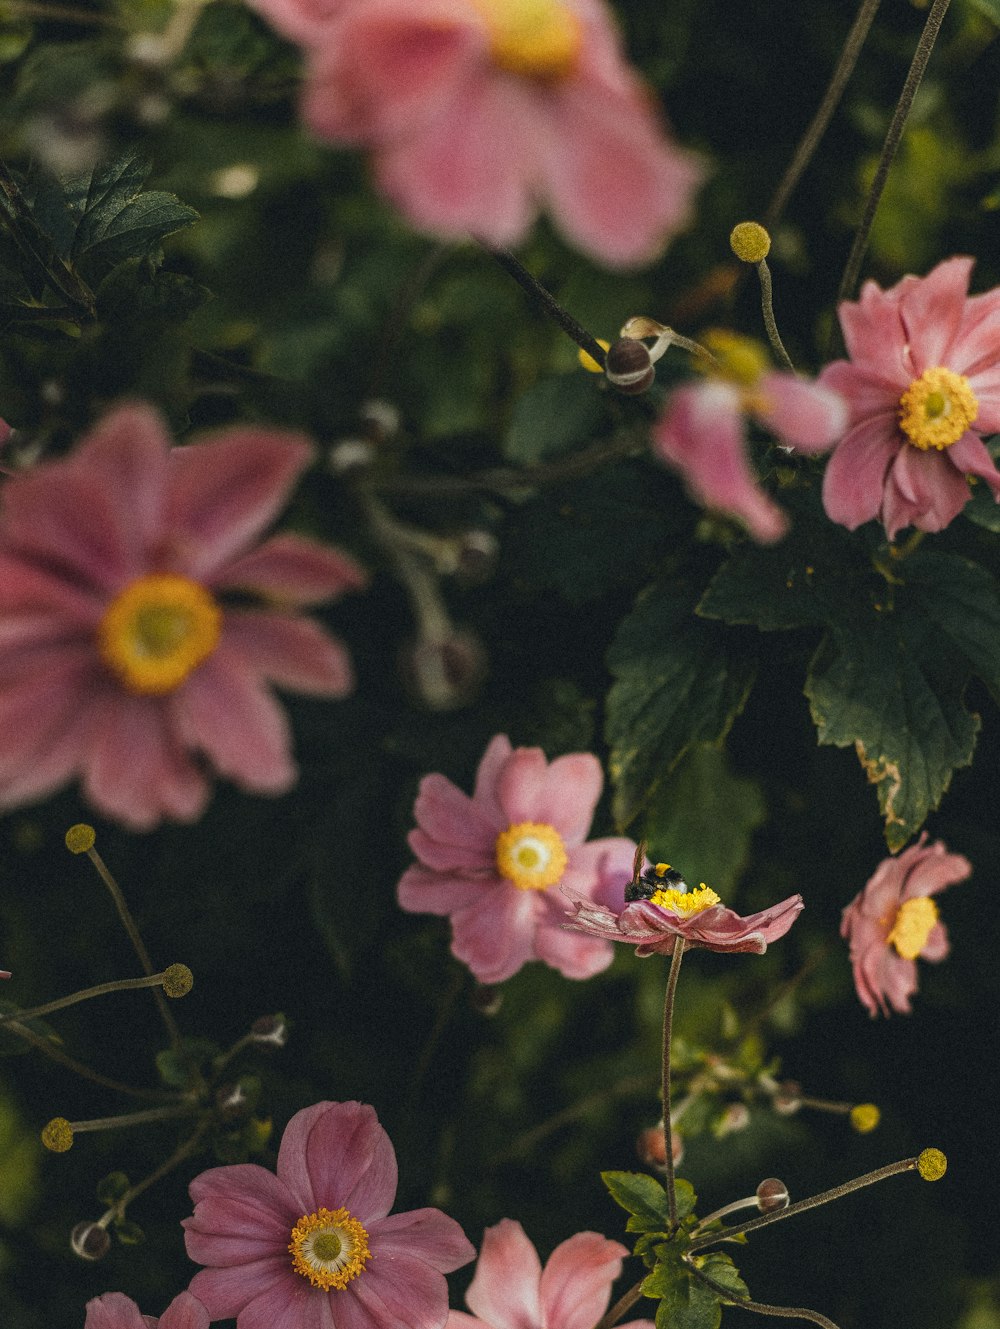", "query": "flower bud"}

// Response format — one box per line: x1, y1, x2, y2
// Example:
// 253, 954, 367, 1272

717, 1102, 750, 1136
71, 1221, 111, 1261
916, 1148, 947, 1182
358, 398, 401, 443
402, 629, 487, 710
755, 1177, 790, 1212
162, 963, 193, 998
215, 1082, 250, 1122
604, 338, 655, 394
636, 1124, 683, 1171
328, 438, 375, 475
250, 1014, 289, 1048
453, 530, 500, 586
729, 221, 771, 264
772, 1080, 802, 1115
